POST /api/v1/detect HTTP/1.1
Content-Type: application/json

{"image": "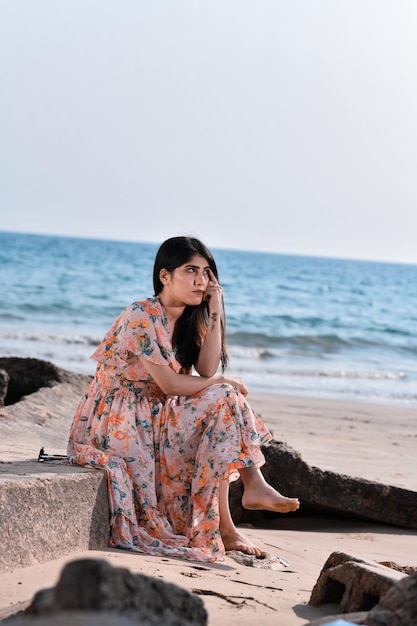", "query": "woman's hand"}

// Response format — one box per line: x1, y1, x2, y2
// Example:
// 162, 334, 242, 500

195, 268, 223, 377
222, 376, 248, 396
204, 269, 223, 311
